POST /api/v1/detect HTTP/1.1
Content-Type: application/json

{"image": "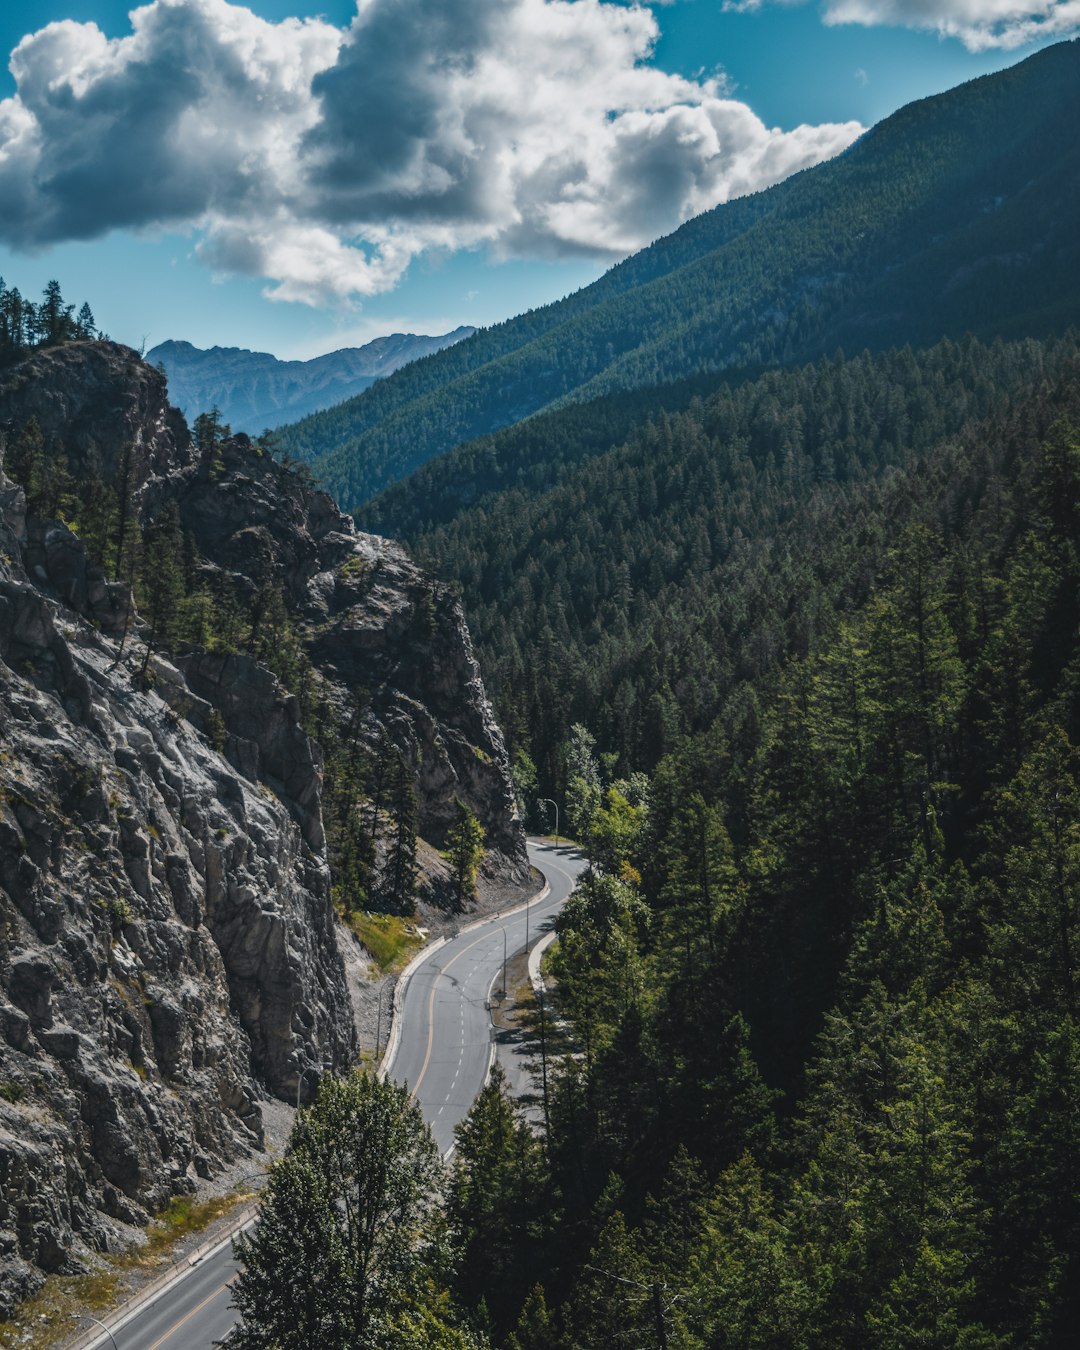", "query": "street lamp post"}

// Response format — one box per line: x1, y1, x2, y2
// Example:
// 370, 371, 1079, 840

71, 1314, 119, 1350
538, 798, 559, 849
501, 924, 508, 998
295, 1063, 328, 1110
